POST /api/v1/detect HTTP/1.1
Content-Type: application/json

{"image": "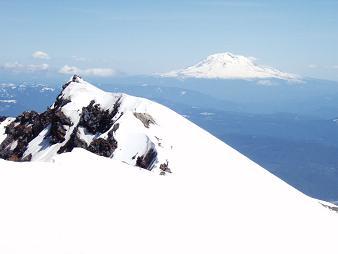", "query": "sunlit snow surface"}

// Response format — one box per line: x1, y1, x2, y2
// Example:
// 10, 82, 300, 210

17, 77, 174, 171
0, 77, 337, 254
162, 52, 299, 81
